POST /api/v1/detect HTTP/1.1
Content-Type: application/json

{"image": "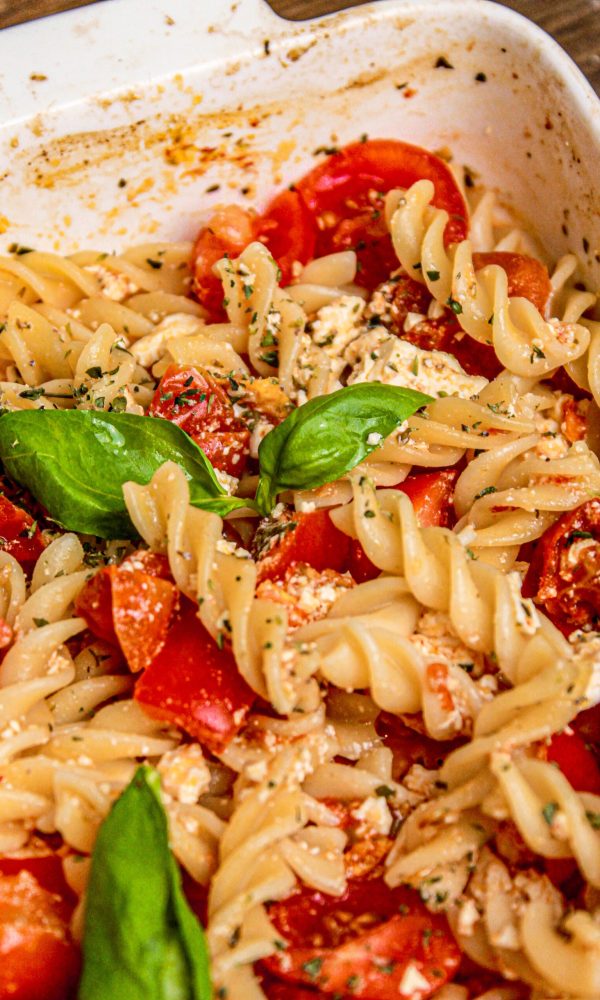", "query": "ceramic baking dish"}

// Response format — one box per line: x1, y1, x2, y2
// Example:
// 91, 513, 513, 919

0, 0, 598, 298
